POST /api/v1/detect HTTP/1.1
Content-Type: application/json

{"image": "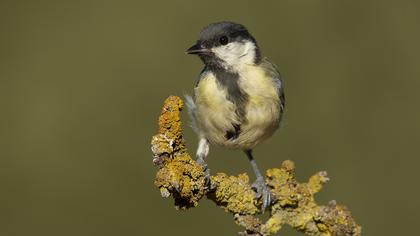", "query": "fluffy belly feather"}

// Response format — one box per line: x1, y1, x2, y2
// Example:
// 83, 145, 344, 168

194, 67, 281, 150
